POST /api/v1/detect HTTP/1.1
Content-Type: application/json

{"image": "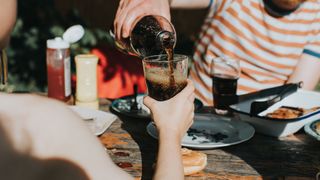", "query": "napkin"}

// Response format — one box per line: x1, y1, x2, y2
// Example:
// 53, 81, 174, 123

69, 106, 117, 136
